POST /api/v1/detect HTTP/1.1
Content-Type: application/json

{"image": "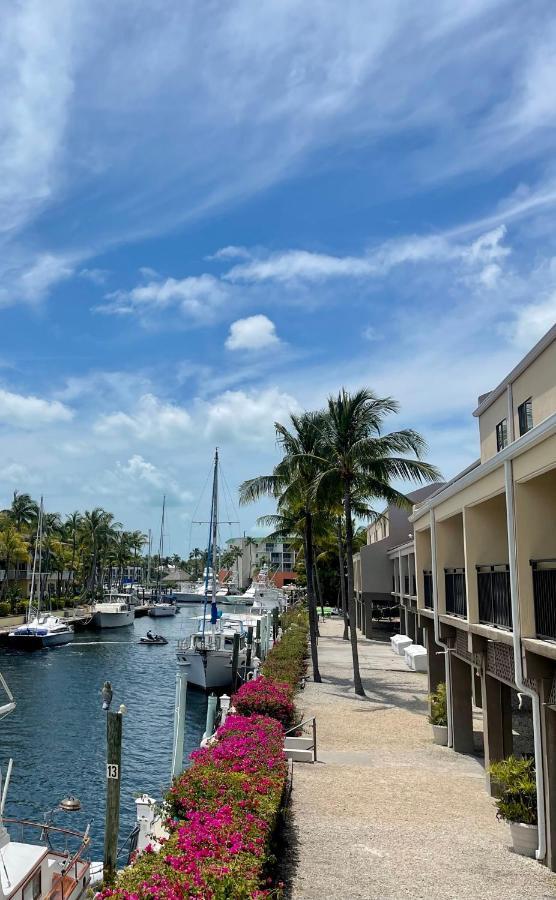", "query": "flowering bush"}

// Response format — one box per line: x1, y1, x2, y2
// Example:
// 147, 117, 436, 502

232, 679, 295, 729
102, 716, 287, 899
